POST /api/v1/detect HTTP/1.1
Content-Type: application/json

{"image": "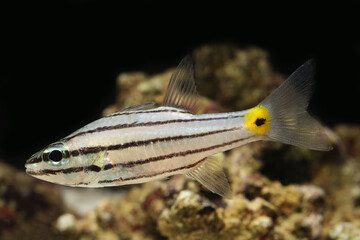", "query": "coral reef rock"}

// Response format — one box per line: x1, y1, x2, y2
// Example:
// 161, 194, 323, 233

103, 45, 284, 116
0, 160, 65, 240
5, 45, 360, 240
